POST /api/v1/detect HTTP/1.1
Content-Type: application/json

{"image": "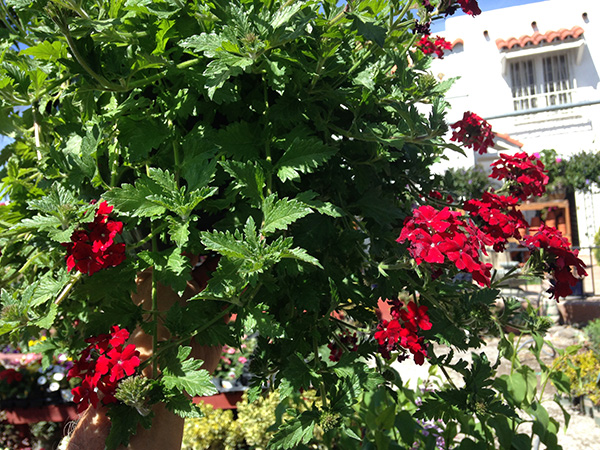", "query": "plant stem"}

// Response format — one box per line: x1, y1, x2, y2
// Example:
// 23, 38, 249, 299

313, 337, 327, 409
151, 228, 159, 379
128, 222, 169, 250
55, 271, 83, 305
138, 303, 236, 371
